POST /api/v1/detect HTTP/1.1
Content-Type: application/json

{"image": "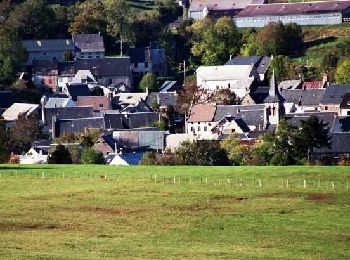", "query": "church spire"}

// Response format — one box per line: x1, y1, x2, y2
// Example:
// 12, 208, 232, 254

267, 69, 283, 102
